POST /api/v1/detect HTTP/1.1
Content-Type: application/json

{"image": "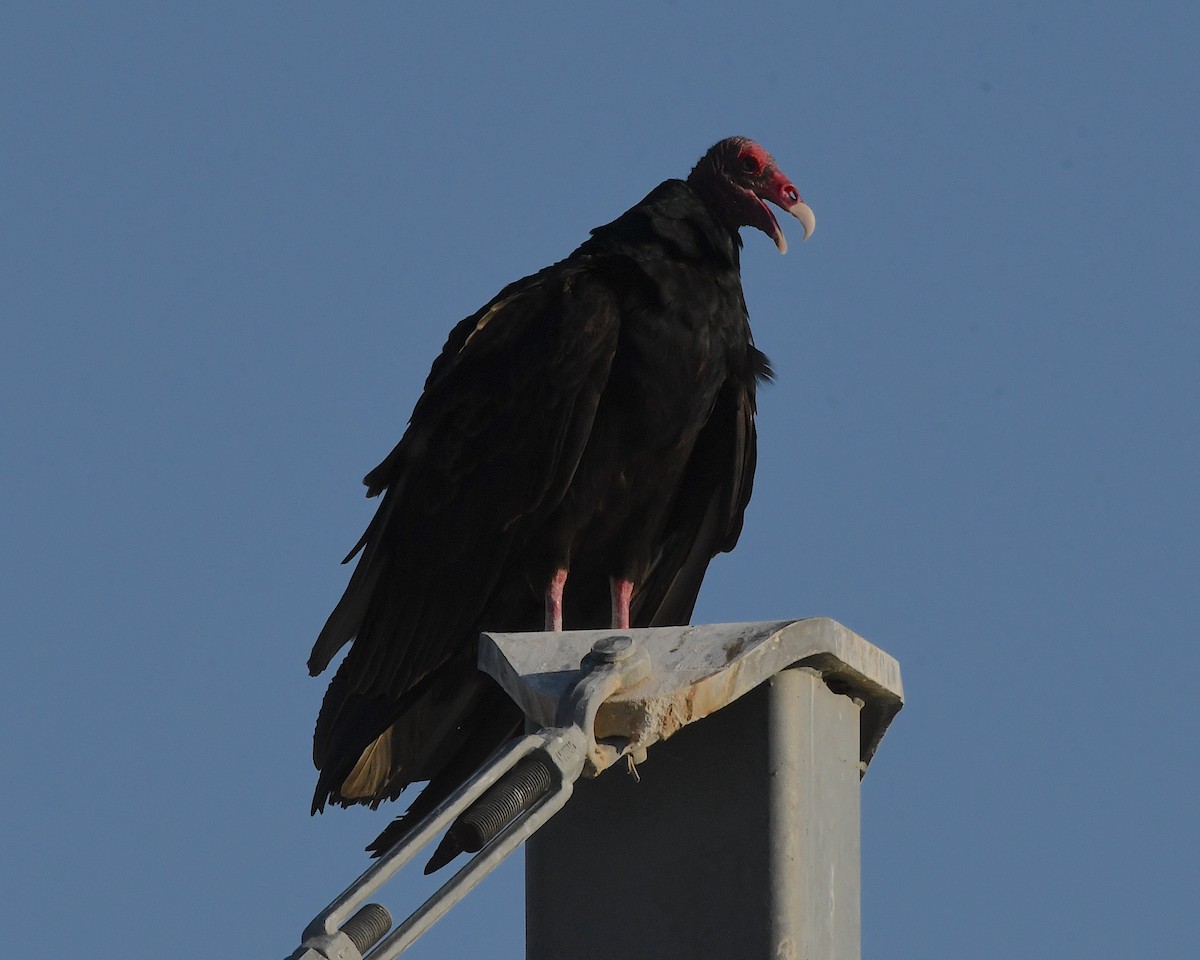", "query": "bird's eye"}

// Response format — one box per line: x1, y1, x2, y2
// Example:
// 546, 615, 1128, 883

740, 155, 760, 174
